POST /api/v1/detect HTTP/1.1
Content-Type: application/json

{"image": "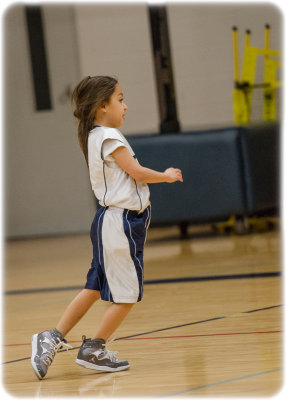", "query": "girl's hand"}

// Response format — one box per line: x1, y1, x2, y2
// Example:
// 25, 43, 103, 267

164, 168, 183, 183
